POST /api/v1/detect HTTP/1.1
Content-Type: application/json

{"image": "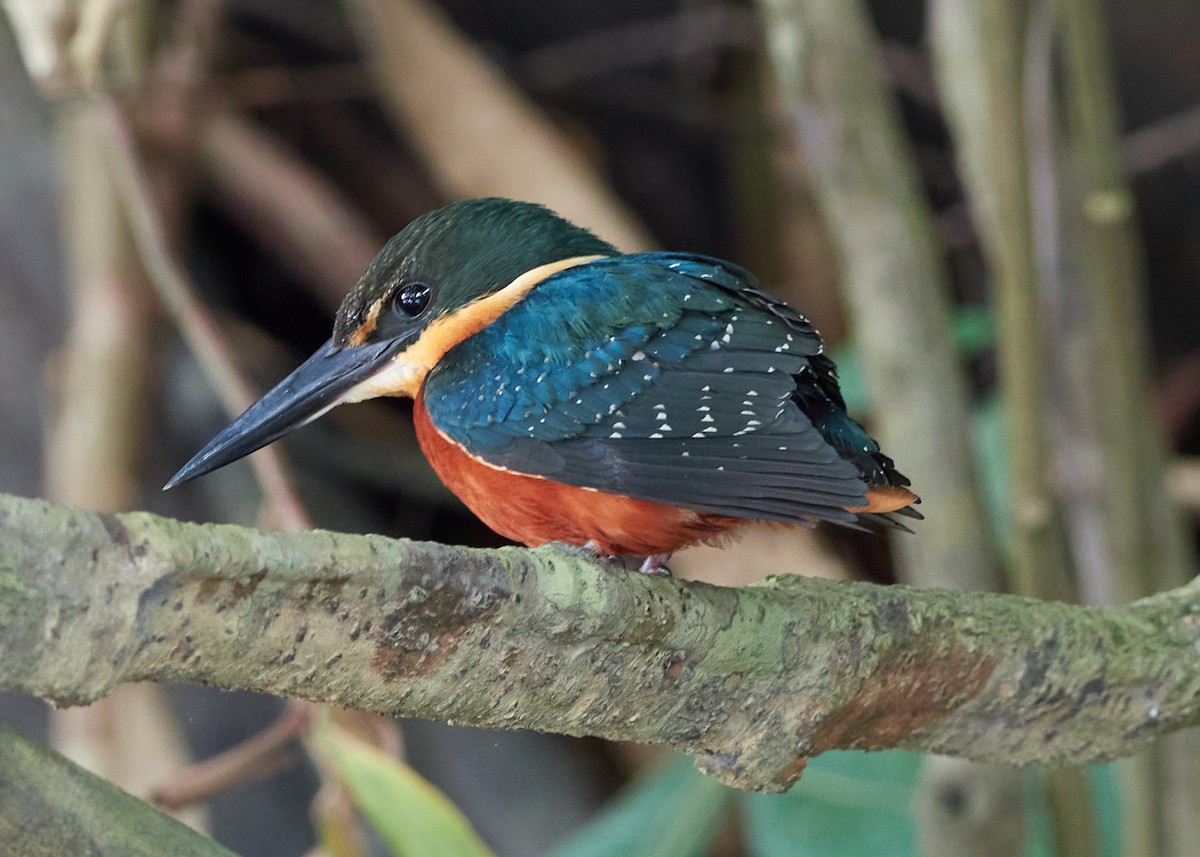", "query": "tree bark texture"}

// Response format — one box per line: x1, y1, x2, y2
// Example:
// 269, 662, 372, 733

1, 492, 1198, 792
